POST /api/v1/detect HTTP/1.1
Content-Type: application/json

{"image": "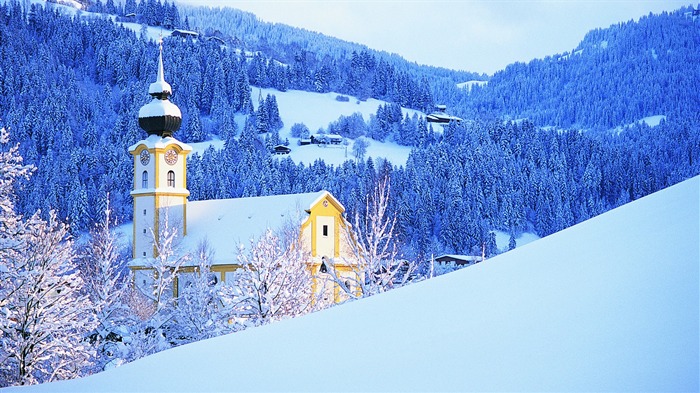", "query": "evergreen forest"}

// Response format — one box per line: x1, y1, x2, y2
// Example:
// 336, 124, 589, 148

0, 0, 697, 259
1, 0, 700, 386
